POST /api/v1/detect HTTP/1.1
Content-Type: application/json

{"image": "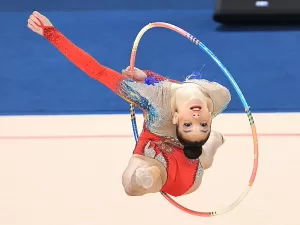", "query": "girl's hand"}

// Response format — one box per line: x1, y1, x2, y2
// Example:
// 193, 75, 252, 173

27, 11, 53, 36
122, 66, 147, 81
